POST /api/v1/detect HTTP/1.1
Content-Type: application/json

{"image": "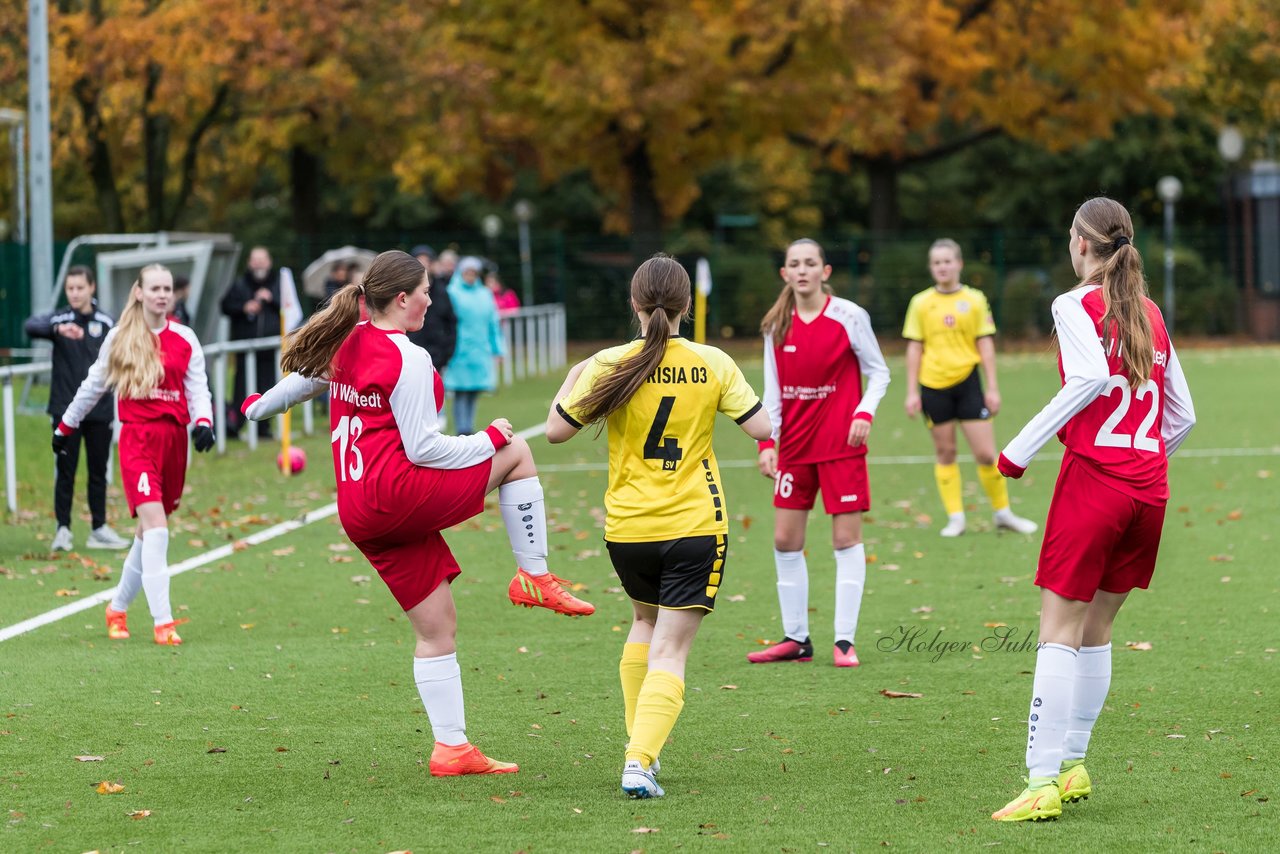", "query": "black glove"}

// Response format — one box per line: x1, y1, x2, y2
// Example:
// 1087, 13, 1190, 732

52, 430, 70, 456
192, 424, 215, 453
